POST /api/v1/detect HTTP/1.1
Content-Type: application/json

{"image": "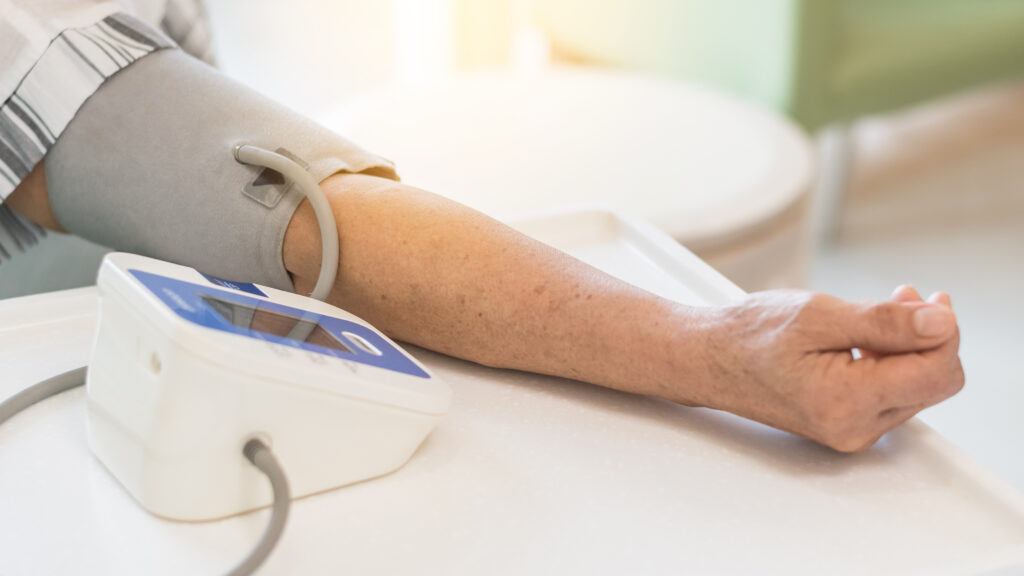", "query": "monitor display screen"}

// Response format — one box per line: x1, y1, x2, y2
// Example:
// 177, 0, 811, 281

202, 296, 352, 353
